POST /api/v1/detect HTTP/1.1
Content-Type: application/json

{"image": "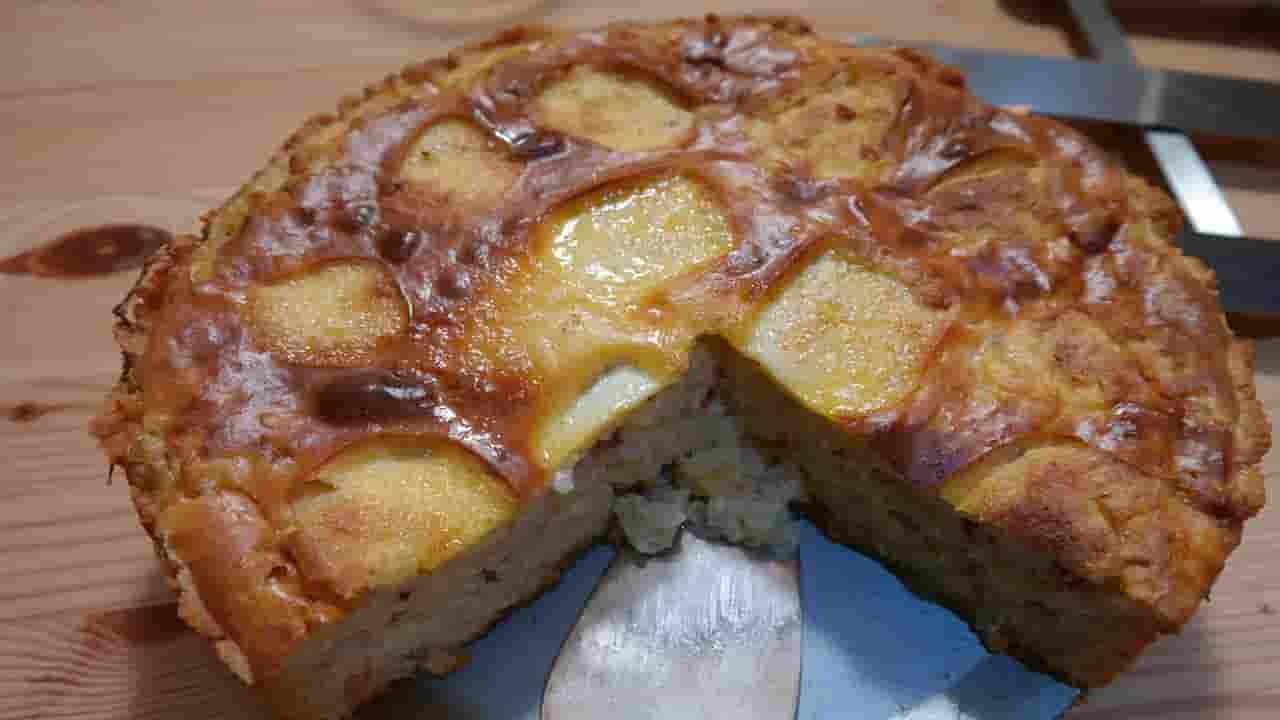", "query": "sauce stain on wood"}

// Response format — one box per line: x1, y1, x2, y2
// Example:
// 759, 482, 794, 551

0, 223, 170, 279
5, 401, 93, 422
7, 401, 61, 422
83, 602, 188, 646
